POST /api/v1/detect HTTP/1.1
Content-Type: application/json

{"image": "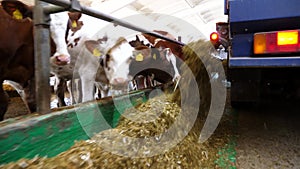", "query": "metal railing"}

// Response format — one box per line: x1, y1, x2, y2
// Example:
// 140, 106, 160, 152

34, 0, 185, 113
